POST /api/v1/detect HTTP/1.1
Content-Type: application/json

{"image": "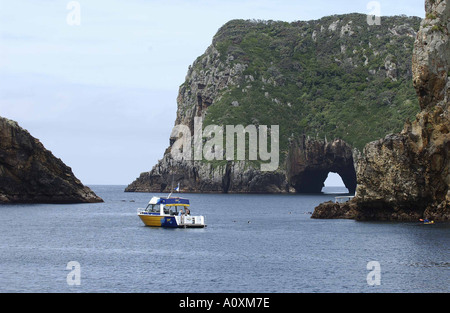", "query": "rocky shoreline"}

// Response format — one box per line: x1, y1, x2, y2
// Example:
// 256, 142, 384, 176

0, 116, 103, 204
125, 136, 357, 194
